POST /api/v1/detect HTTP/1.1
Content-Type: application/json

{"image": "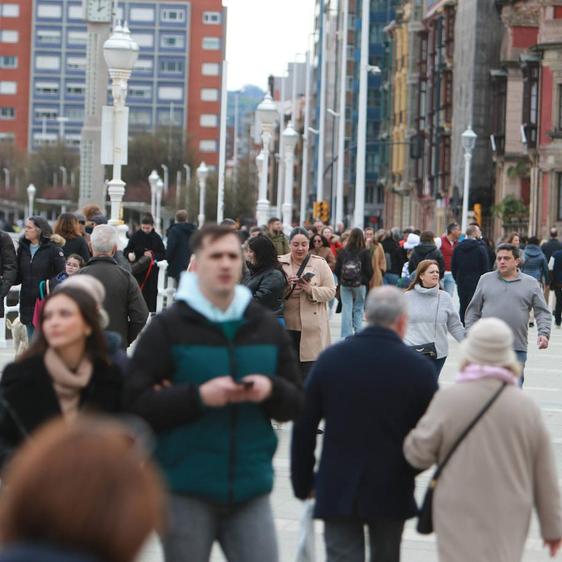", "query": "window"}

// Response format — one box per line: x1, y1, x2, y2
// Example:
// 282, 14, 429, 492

35, 107, 59, 119
202, 37, 221, 50
65, 134, 81, 147
68, 31, 88, 45
36, 81, 59, 95
133, 34, 154, 48
130, 7, 155, 22
161, 8, 185, 23
203, 11, 222, 24
202, 63, 220, 76
37, 4, 62, 18
36, 56, 60, 70
157, 109, 182, 126
33, 132, 57, 145
67, 57, 86, 70
0, 107, 15, 120
65, 106, 84, 121
200, 114, 218, 127
130, 110, 151, 126
68, 5, 83, 19
0, 82, 17, 95
158, 86, 183, 100
0, 4, 19, 17
522, 61, 539, 148
159, 59, 183, 73
201, 88, 218, 101
135, 58, 153, 71
0, 132, 15, 142
129, 85, 151, 99
0, 30, 18, 43
66, 82, 85, 95
161, 34, 184, 48
199, 140, 217, 152
37, 29, 60, 43
0, 56, 17, 69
